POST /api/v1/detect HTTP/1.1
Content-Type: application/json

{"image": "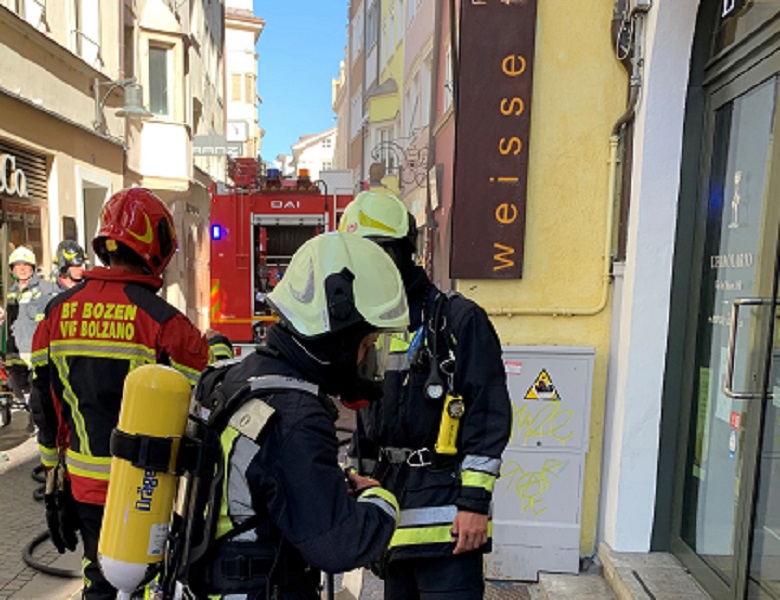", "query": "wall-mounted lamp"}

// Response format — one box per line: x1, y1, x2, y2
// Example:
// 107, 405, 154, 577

93, 77, 153, 131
